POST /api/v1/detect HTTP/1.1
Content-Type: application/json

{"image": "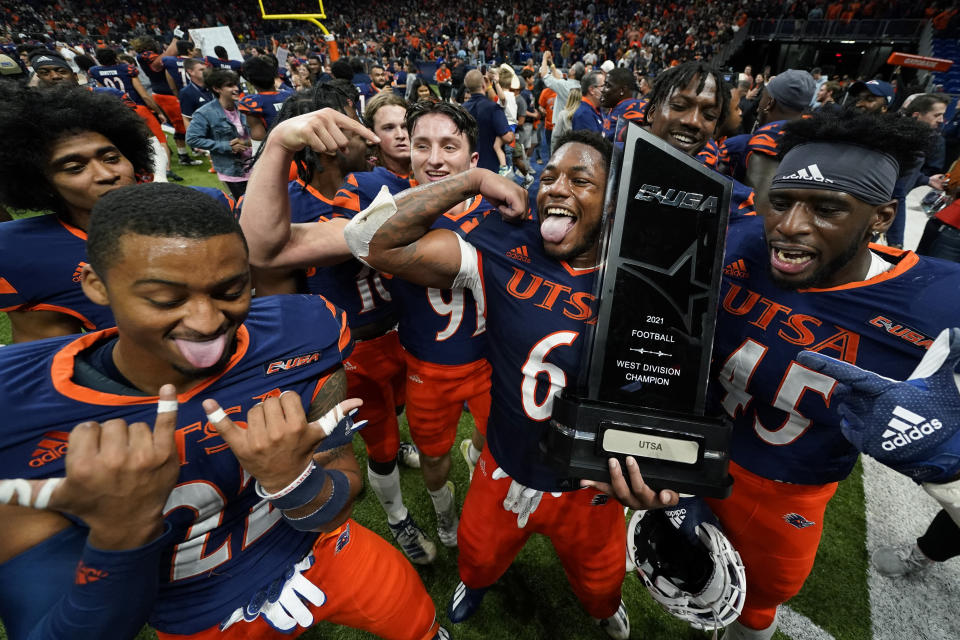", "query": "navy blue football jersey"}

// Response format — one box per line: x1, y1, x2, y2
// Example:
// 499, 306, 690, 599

0, 215, 114, 331
711, 215, 960, 484
391, 197, 492, 365
286, 177, 397, 330
87, 63, 145, 105
0, 295, 352, 634
461, 214, 598, 491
